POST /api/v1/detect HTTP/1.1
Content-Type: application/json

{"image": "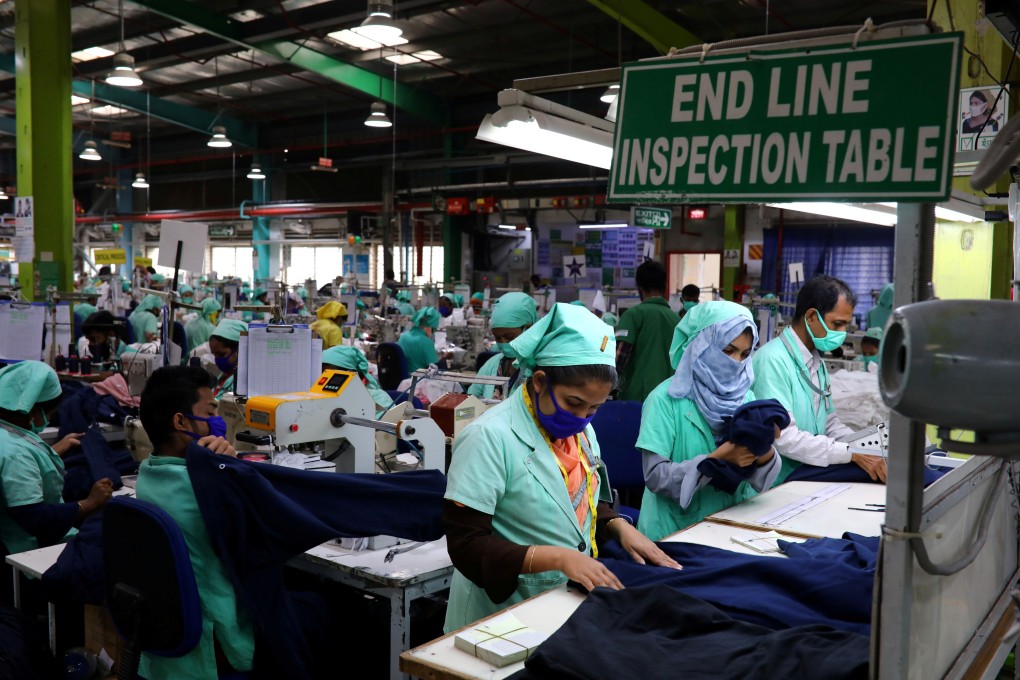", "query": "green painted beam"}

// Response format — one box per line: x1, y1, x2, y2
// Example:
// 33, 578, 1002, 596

131, 0, 446, 124
584, 0, 700, 55
70, 81, 259, 147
